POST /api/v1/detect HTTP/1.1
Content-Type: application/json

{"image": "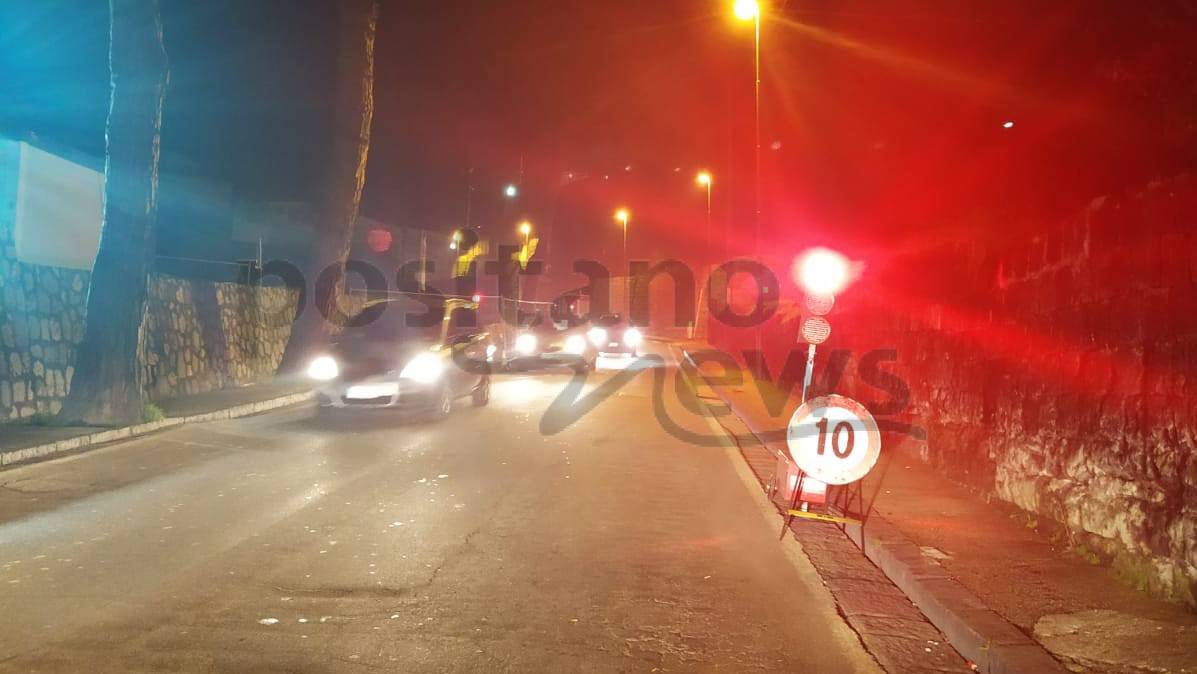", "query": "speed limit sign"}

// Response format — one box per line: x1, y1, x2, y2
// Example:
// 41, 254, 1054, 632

786, 395, 881, 485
